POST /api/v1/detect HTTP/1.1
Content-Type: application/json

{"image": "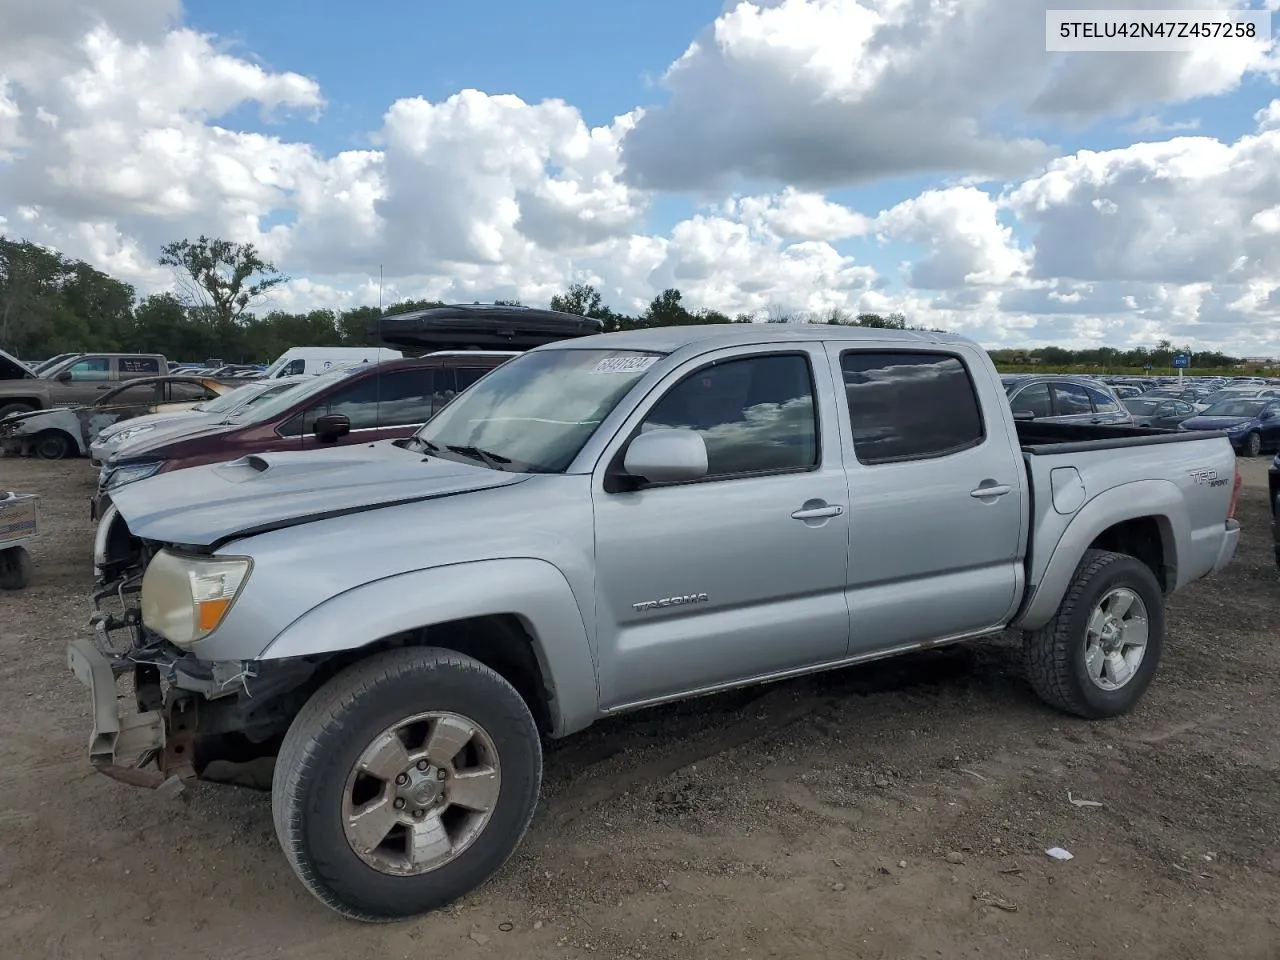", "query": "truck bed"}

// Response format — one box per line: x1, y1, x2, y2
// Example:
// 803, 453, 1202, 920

1014, 418, 1225, 455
